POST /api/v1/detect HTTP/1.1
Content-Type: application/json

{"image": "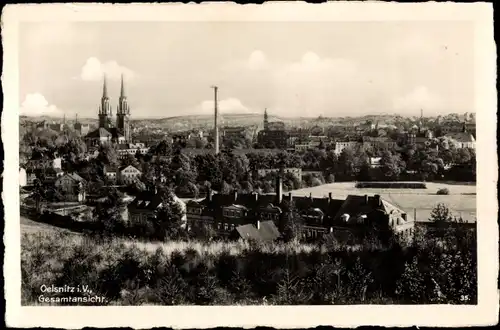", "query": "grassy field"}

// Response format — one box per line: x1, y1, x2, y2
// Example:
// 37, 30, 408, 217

20, 216, 79, 235
290, 182, 477, 222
